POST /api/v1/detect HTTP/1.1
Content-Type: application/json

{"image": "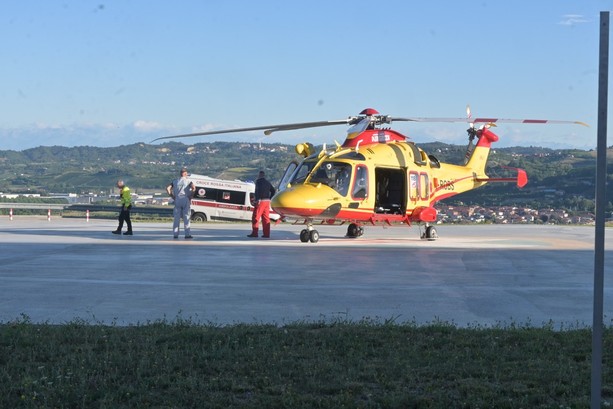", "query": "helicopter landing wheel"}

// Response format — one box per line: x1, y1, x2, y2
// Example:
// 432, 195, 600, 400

347, 223, 360, 238
422, 225, 438, 241
299, 229, 310, 243
309, 230, 320, 243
